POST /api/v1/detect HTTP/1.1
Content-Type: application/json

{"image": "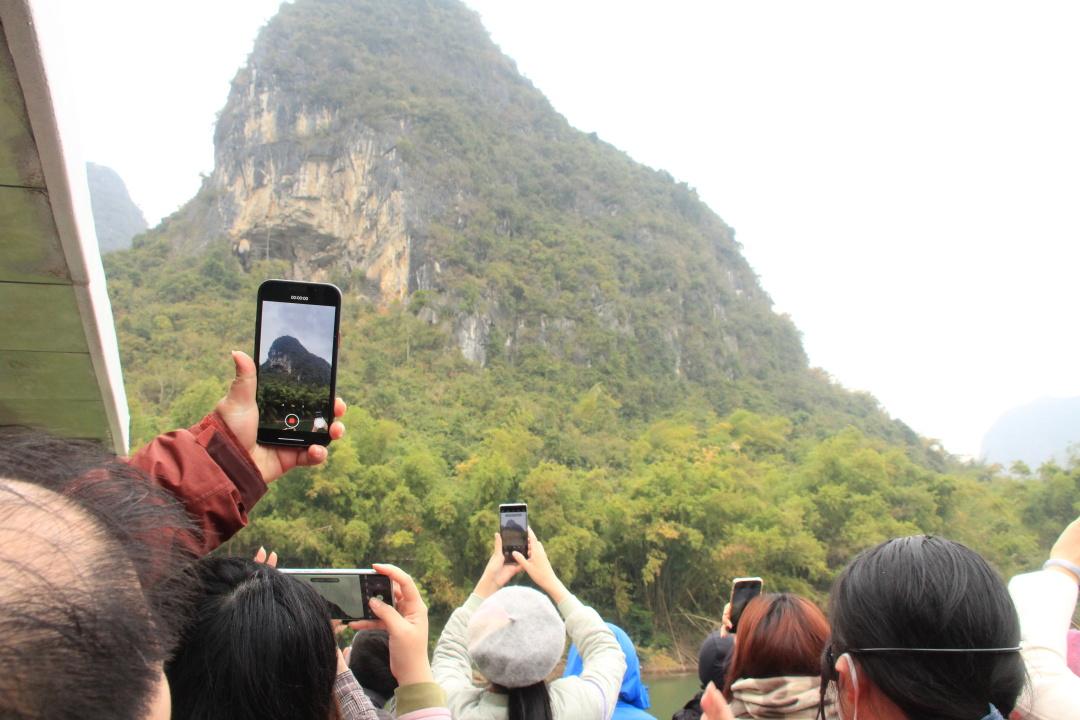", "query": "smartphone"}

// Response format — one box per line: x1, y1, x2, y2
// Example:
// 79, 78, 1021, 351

499, 503, 529, 562
254, 280, 341, 447
280, 569, 393, 621
729, 577, 763, 633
